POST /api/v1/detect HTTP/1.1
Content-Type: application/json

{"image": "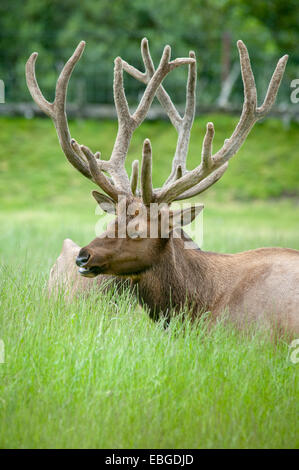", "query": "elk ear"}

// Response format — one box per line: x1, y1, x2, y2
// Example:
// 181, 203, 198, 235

170, 204, 204, 229
92, 191, 116, 214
